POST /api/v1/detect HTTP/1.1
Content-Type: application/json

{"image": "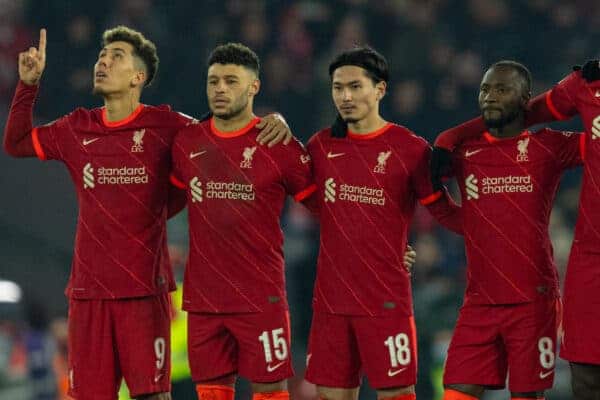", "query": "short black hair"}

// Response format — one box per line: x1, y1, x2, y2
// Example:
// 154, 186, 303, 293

490, 60, 532, 94
208, 43, 260, 76
328, 46, 389, 84
102, 26, 159, 87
